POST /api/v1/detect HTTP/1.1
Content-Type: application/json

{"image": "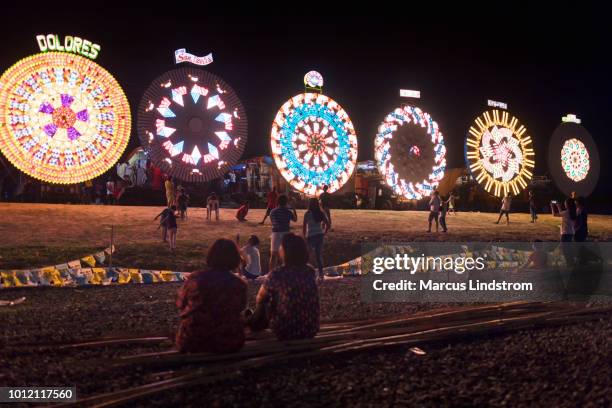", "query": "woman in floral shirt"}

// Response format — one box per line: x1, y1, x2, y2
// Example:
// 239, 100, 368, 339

249, 233, 320, 341
176, 239, 247, 353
